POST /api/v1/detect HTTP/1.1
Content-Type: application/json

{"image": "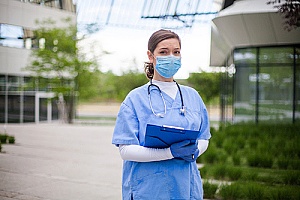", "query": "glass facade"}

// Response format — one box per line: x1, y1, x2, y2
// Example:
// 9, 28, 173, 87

221, 45, 300, 124
18, 0, 76, 12
0, 75, 59, 123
